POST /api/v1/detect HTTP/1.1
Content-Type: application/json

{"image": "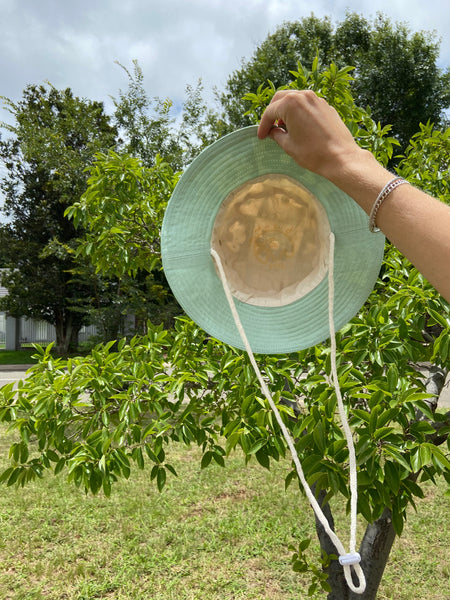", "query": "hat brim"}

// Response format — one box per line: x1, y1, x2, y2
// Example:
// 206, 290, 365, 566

161, 126, 385, 354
